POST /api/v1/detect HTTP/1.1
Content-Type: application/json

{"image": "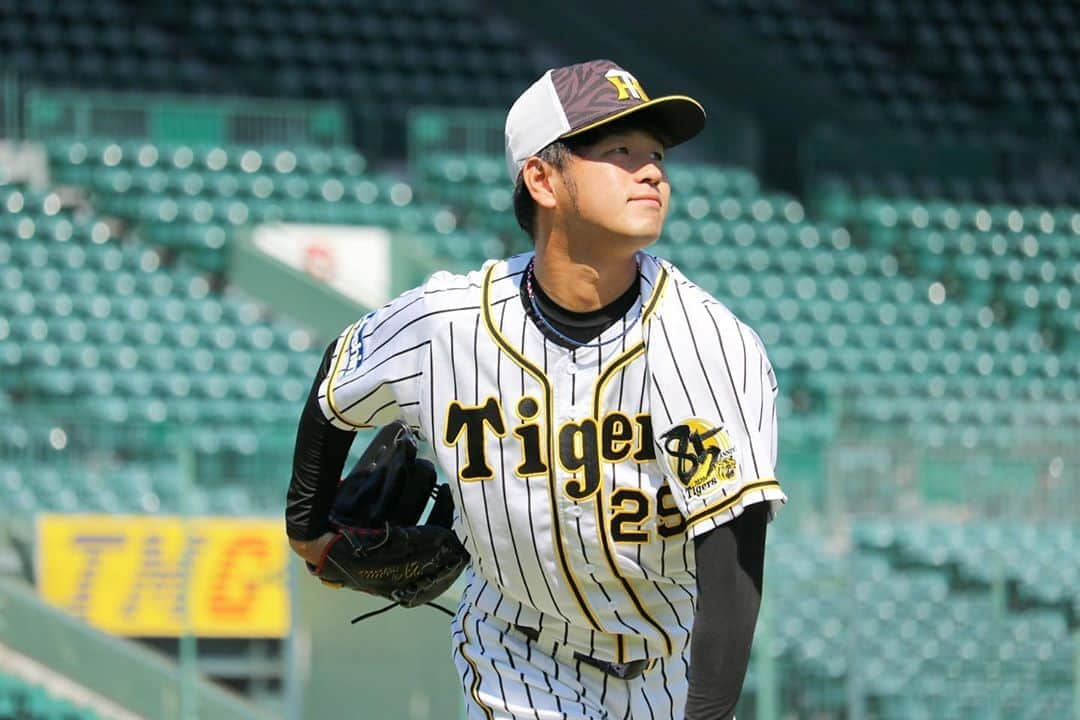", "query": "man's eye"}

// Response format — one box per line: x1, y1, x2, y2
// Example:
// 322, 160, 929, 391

610, 146, 630, 155
651, 151, 665, 162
